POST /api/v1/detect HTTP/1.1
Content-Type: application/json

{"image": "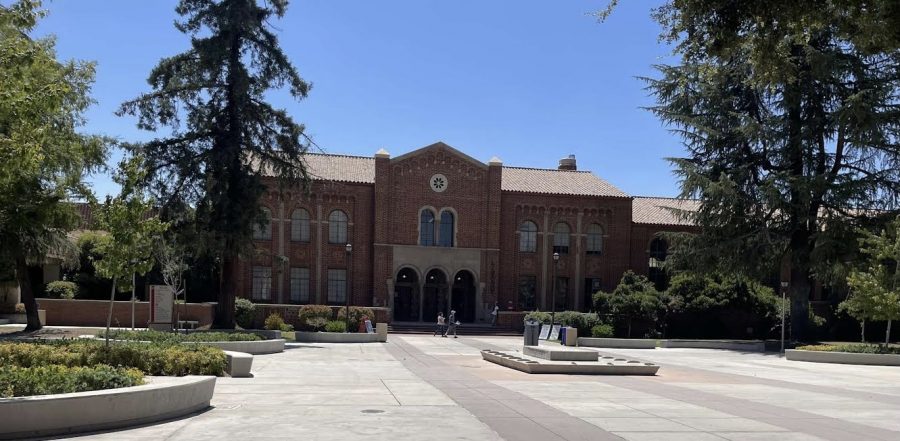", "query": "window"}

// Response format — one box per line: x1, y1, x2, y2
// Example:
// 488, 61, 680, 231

327, 269, 347, 304
251, 266, 272, 301
554, 277, 569, 311
518, 276, 537, 310
586, 223, 603, 255
519, 221, 537, 252
291, 208, 310, 242
648, 238, 669, 290
553, 222, 570, 254
420, 209, 436, 246
252, 207, 272, 240
439, 210, 454, 247
328, 210, 348, 244
290, 267, 310, 304
584, 278, 602, 312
